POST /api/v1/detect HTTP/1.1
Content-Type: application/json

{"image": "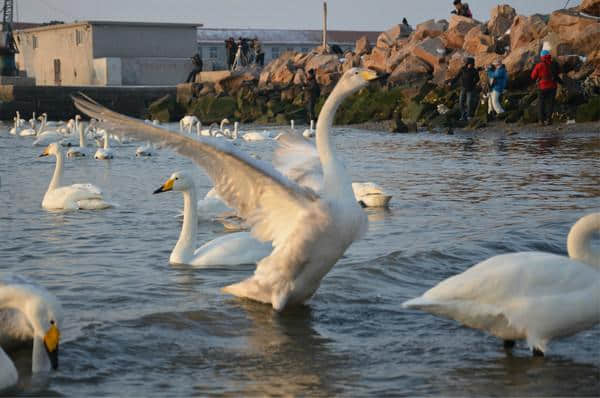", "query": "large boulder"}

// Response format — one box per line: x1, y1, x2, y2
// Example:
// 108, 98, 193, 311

389, 55, 433, 84
580, 0, 600, 16
474, 52, 502, 69
377, 24, 412, 48
413, 36, 447, 71
362, 46, 391, 73
509, 15, 547, 51
503, 40, 541, 85
304, 54, 340, 74
412, 19, 448, 42
548, 10, 600, 55
217, 69, 259, 95
355, 35, 372, 56
259, 53, 298, 88
385, 43, 415, 72
270, 60, 296, 86
447, 50, 471, 80
442, 15, 480, 49
487, 4, 517, 37
463, 25, 494, 54
293, 69, 307, 85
